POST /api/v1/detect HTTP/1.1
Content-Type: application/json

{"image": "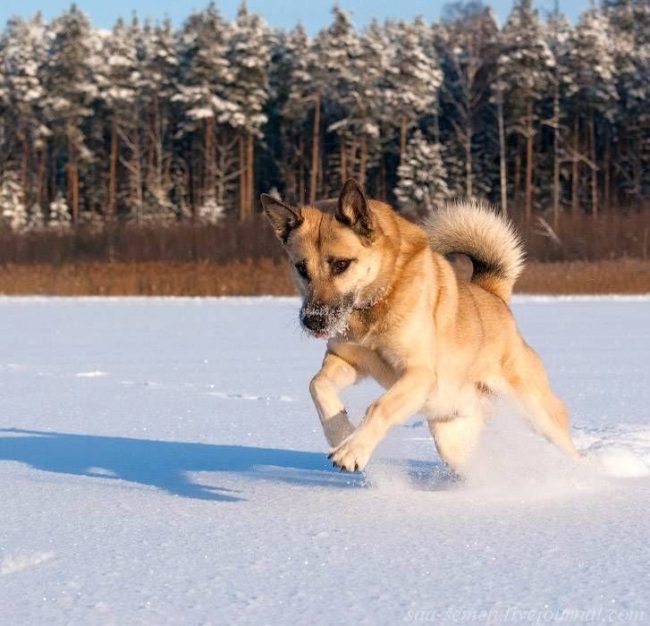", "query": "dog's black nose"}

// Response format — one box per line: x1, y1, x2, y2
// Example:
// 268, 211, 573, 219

301, 311, 326, 333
